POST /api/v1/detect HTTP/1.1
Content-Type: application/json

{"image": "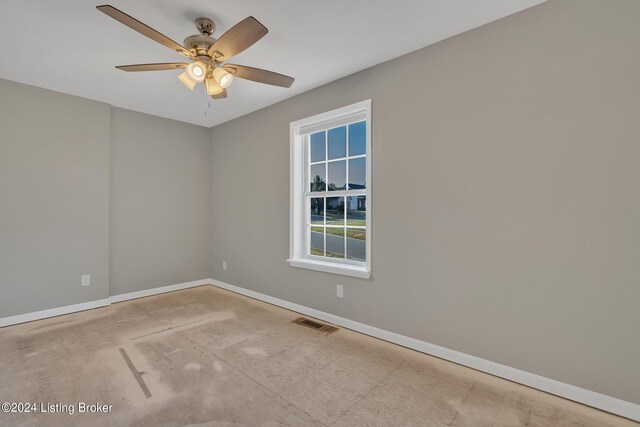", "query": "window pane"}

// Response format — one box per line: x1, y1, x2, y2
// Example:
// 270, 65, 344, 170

348, 157, 366, 190
327, 160, 346, 191
310, 163, 326, 192
326, 197, 345, 225
310, 226, 324, 256
310, 132, 326, 163
346, 228, 366, 261
310, 197, 324, 225
328, 126, 346, 160
325, 228, 345, 258
346, 195, 366, 227
348, 121, 366, 156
